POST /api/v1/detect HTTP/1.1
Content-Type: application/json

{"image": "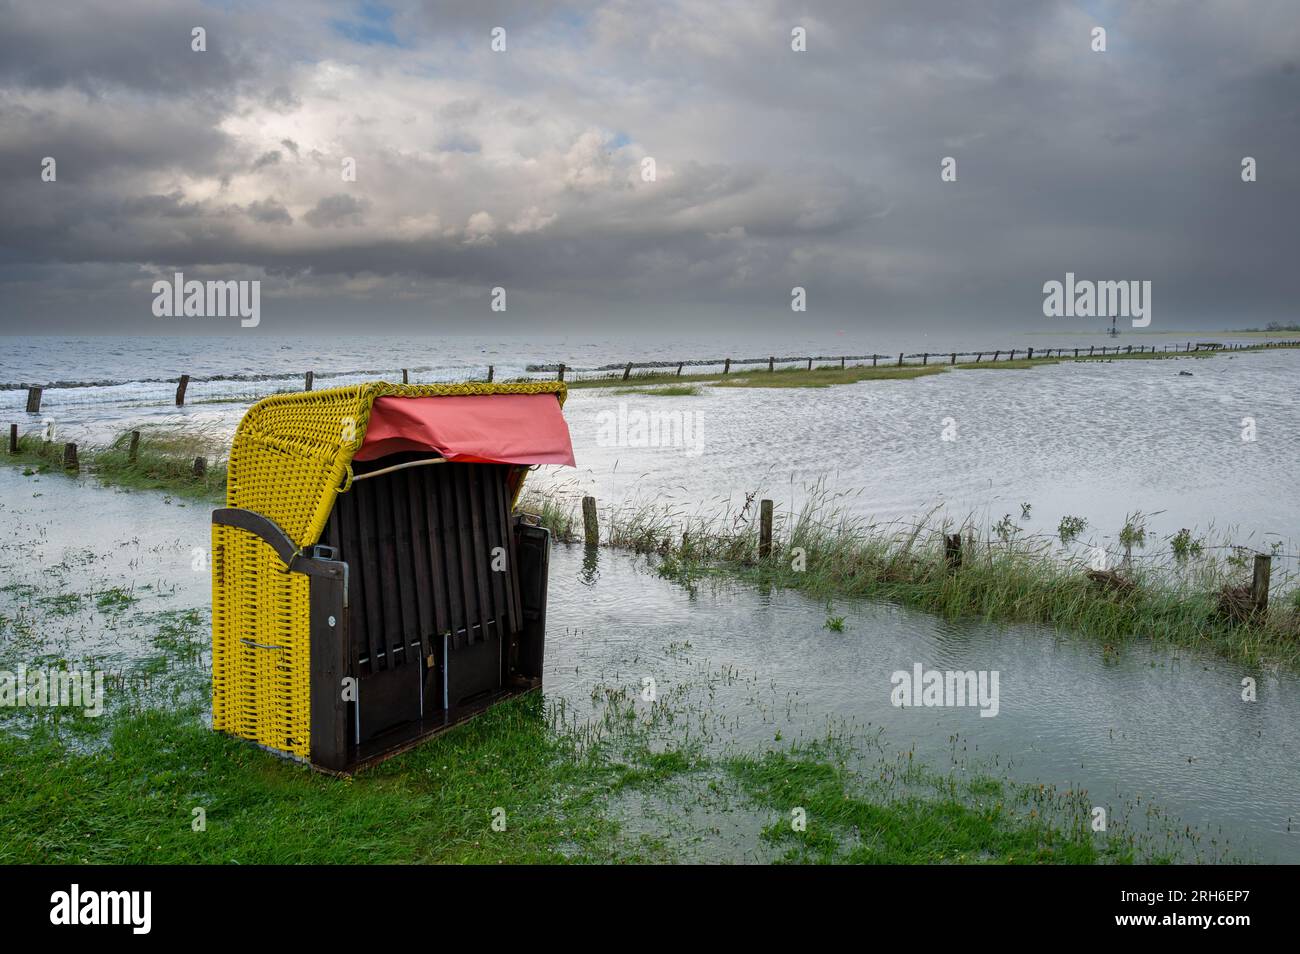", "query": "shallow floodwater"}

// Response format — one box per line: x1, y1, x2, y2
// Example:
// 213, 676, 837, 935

5, 339, 1298, 568
544, 544, 1300, 863
3, 467, 1297, 861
